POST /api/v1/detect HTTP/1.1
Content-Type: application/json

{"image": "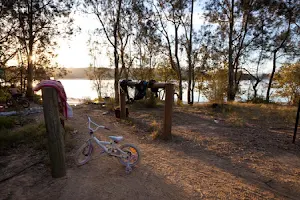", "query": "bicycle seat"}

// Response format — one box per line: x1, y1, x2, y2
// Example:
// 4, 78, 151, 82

109, 136, 123, 142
